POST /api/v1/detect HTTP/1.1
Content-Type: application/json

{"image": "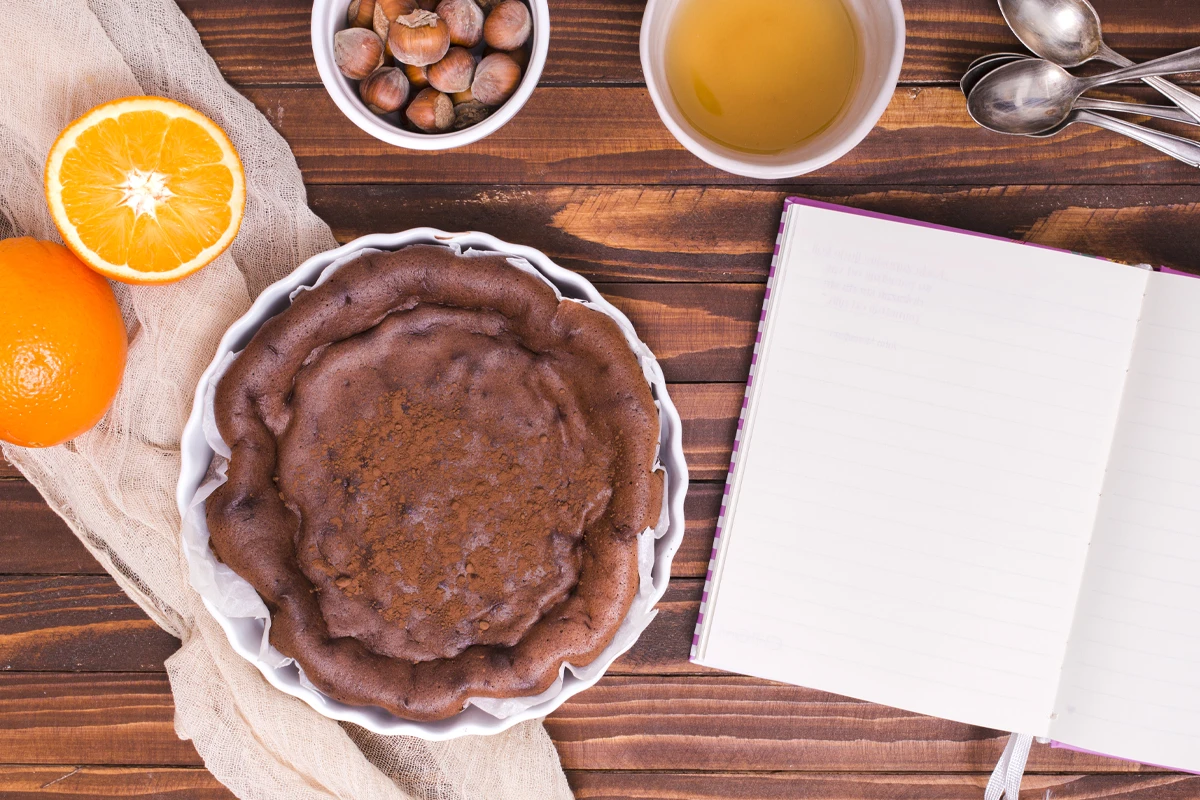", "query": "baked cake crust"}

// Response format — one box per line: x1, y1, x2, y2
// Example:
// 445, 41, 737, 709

206, 245, 664, 721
